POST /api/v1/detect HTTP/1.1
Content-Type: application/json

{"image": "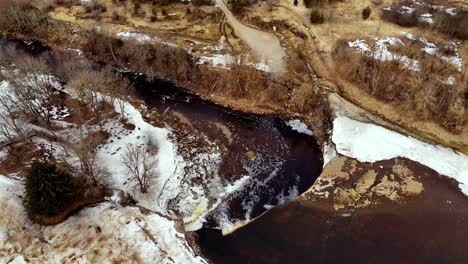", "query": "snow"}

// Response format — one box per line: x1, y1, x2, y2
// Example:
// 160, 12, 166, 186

96, 98, 184, 213
8, 256, 26, 264
197, 53, 272, 72
348, 37, 420, 71
446, 76, 456, 85
66, 48, 83, 56
286, 119, 313, 135
351, 35, 464, 72
419, 13, 433, 24
445, 7, 457, 16
198, 53, 232, 68
0, 169, 206, 263
348, 39, 370, 53
399, 5, 415, 14
332, 116, 468, 195
323, 143, 337, 167
117, 32, 152, 42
